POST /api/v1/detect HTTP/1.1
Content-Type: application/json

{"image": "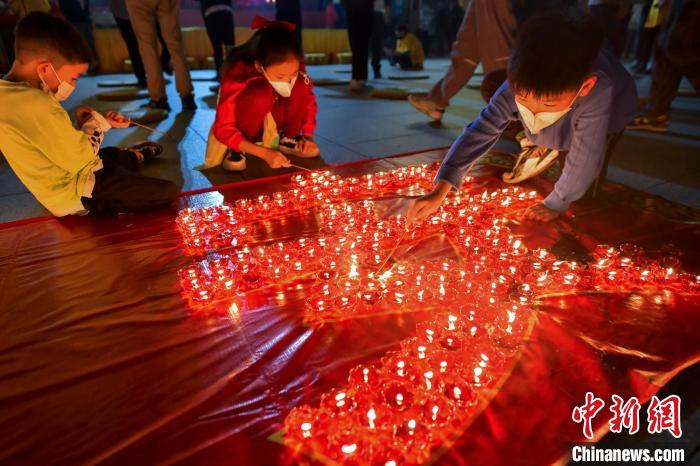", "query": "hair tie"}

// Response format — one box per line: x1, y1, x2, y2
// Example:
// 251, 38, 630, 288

251, 16, 296, 32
